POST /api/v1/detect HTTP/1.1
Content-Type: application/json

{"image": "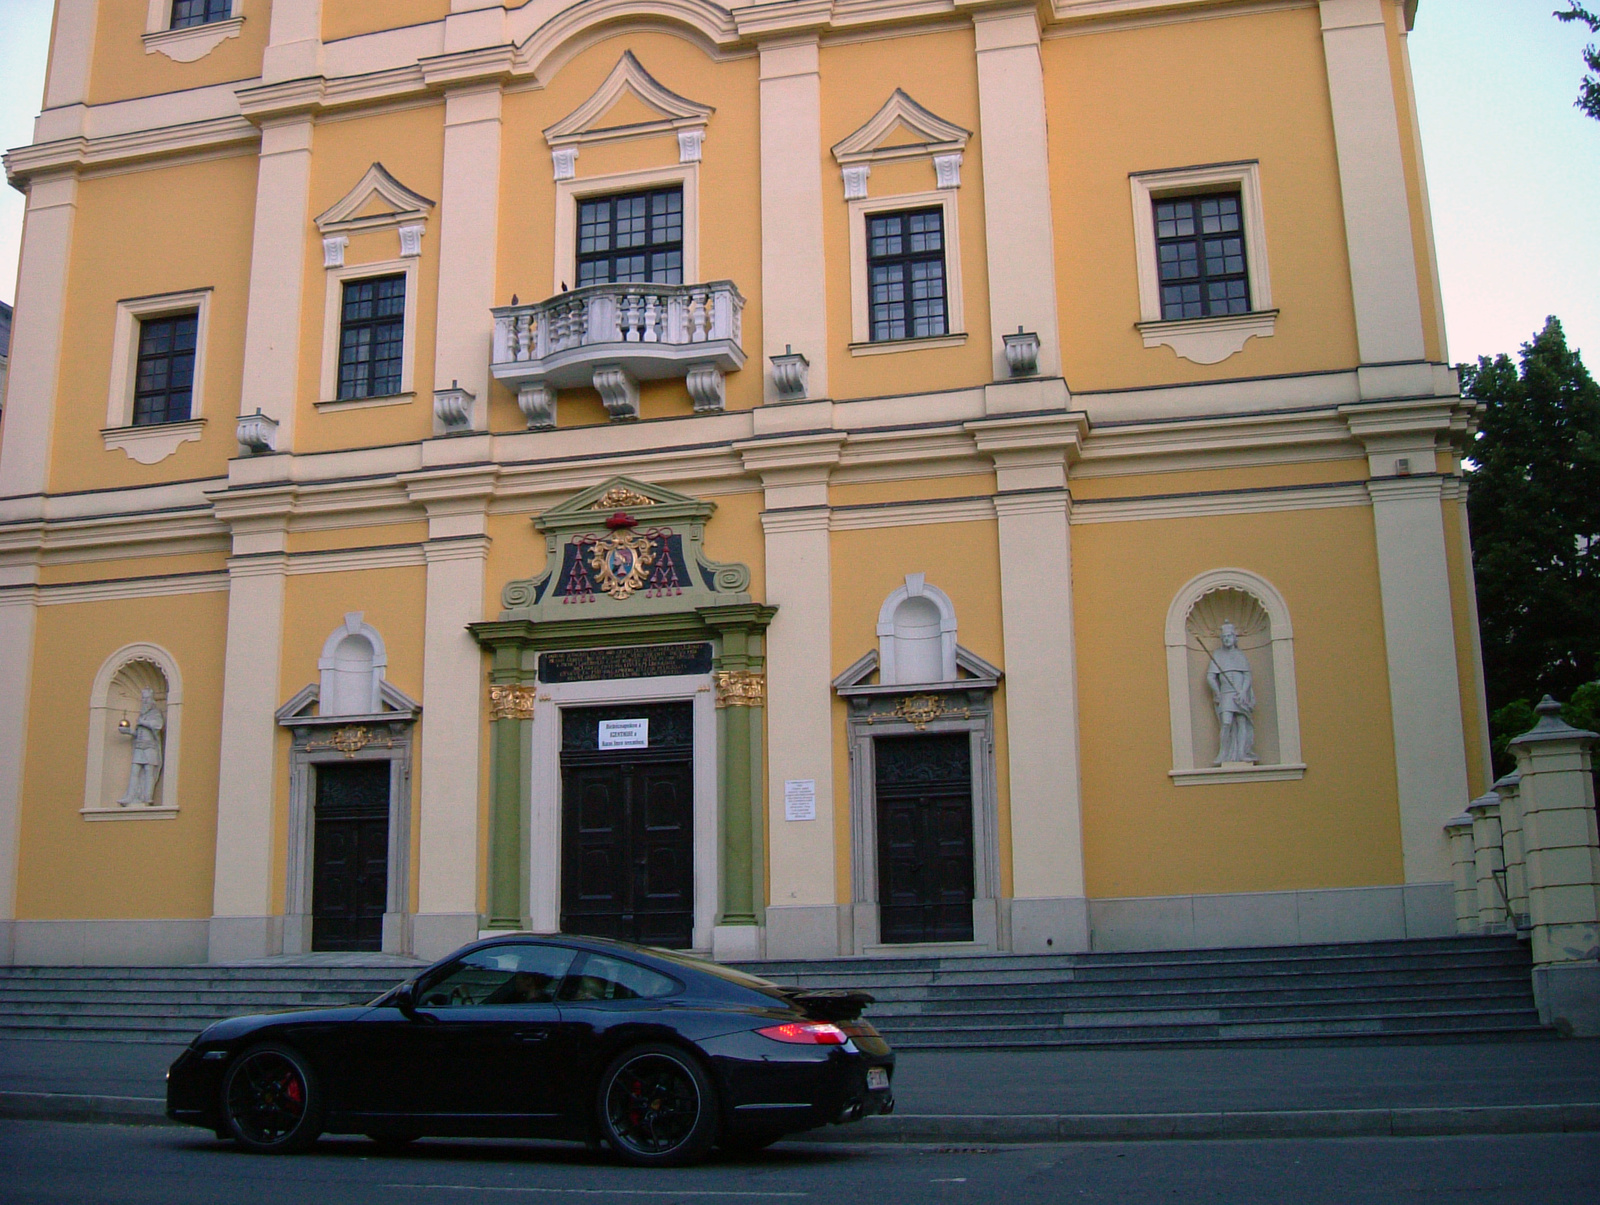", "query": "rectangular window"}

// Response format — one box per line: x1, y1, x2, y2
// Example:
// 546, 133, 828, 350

867, 208, 947, 343
170, 0, 232, 28
132, 313, 197, 426
1154, 192, 1250, 320
575, 187, 683, 287
337, 275, 406, 401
